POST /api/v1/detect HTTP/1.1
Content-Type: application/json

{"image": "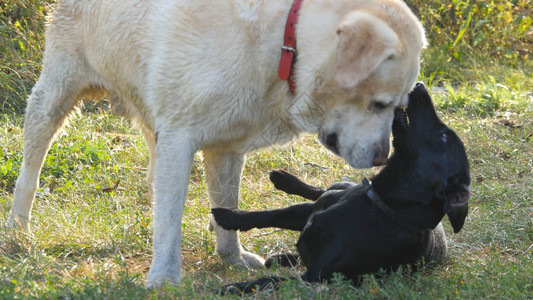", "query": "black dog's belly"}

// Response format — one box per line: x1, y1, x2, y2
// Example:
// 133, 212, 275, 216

297, 197, 428, 282
297, 197, 368, 281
